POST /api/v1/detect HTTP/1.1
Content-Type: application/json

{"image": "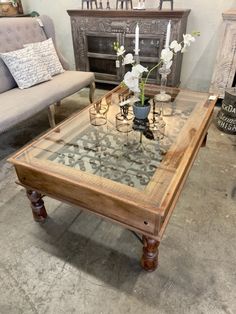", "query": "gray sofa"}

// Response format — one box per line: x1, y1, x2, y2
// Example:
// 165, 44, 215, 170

0, 15, 95, 134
